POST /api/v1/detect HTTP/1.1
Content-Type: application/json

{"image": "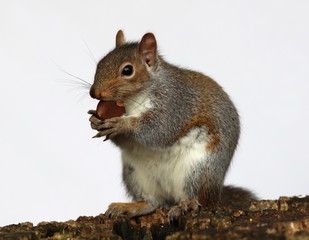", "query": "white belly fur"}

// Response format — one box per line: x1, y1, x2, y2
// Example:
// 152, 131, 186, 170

121, 126, 210, 206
